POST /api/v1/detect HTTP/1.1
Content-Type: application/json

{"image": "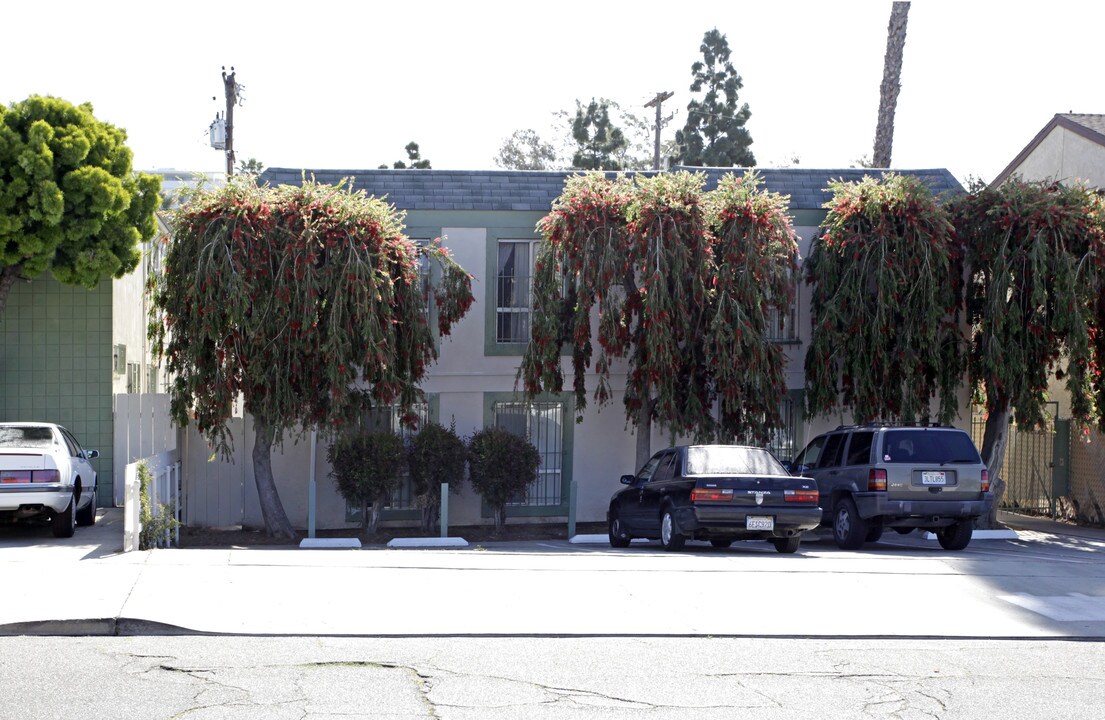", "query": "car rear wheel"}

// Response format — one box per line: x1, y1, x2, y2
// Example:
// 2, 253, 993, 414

52, 495, 76, 538
771, 536, 801, 554
608, 510, 631, 548
710, 539, 733, 548
833, 497, 867, 550
660, 509, 686, 551
937, 520, 973, 551
76, 487, 97, 527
